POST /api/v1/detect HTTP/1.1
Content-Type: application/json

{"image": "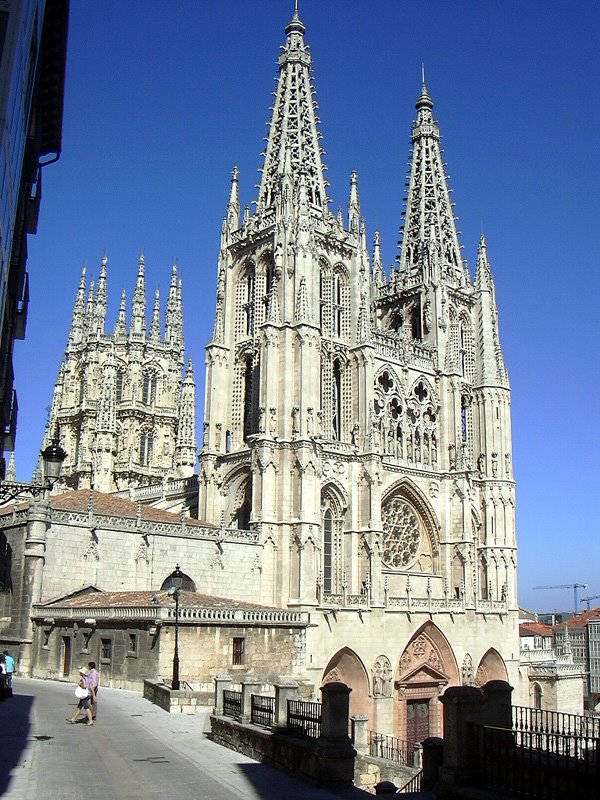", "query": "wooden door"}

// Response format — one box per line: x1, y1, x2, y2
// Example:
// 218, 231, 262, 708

406, 698, 430, 751
62, 636, 71, 676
